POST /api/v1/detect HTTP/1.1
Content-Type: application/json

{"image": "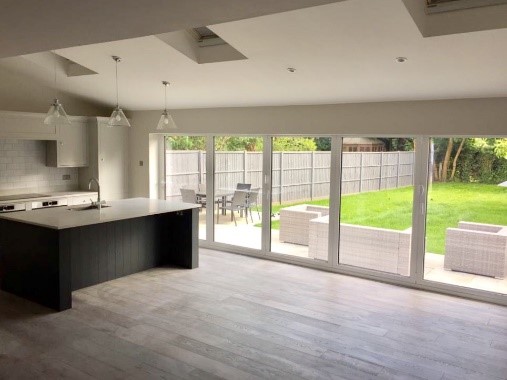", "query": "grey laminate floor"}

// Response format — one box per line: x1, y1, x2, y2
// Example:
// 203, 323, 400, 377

1, 249, 506, 380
